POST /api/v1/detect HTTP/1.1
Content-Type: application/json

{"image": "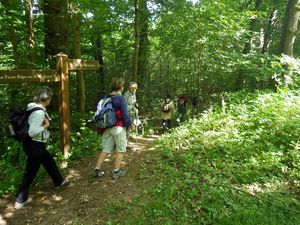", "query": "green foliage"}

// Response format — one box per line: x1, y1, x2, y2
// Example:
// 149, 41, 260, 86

69, 113, 101, 160
275, 54, 300, 88
0, 0, 292, 111
111, 89, 300, 225
0, 138, 24, 196
145, 0, 288, 100
0, 1, 299, 222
